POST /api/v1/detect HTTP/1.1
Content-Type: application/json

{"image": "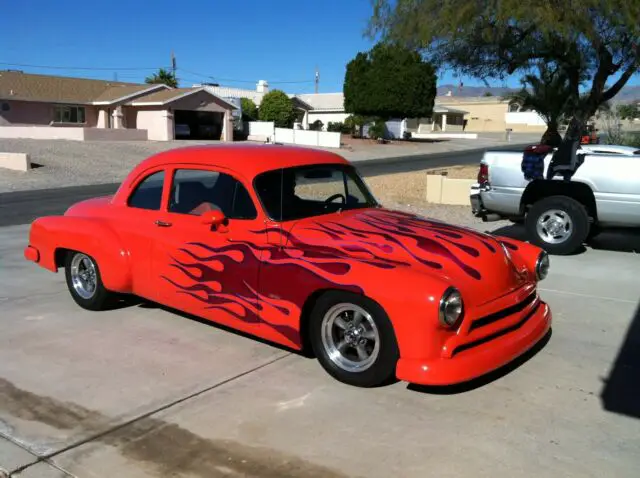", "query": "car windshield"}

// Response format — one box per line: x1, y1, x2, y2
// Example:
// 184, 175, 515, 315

254, 164, 378, 221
